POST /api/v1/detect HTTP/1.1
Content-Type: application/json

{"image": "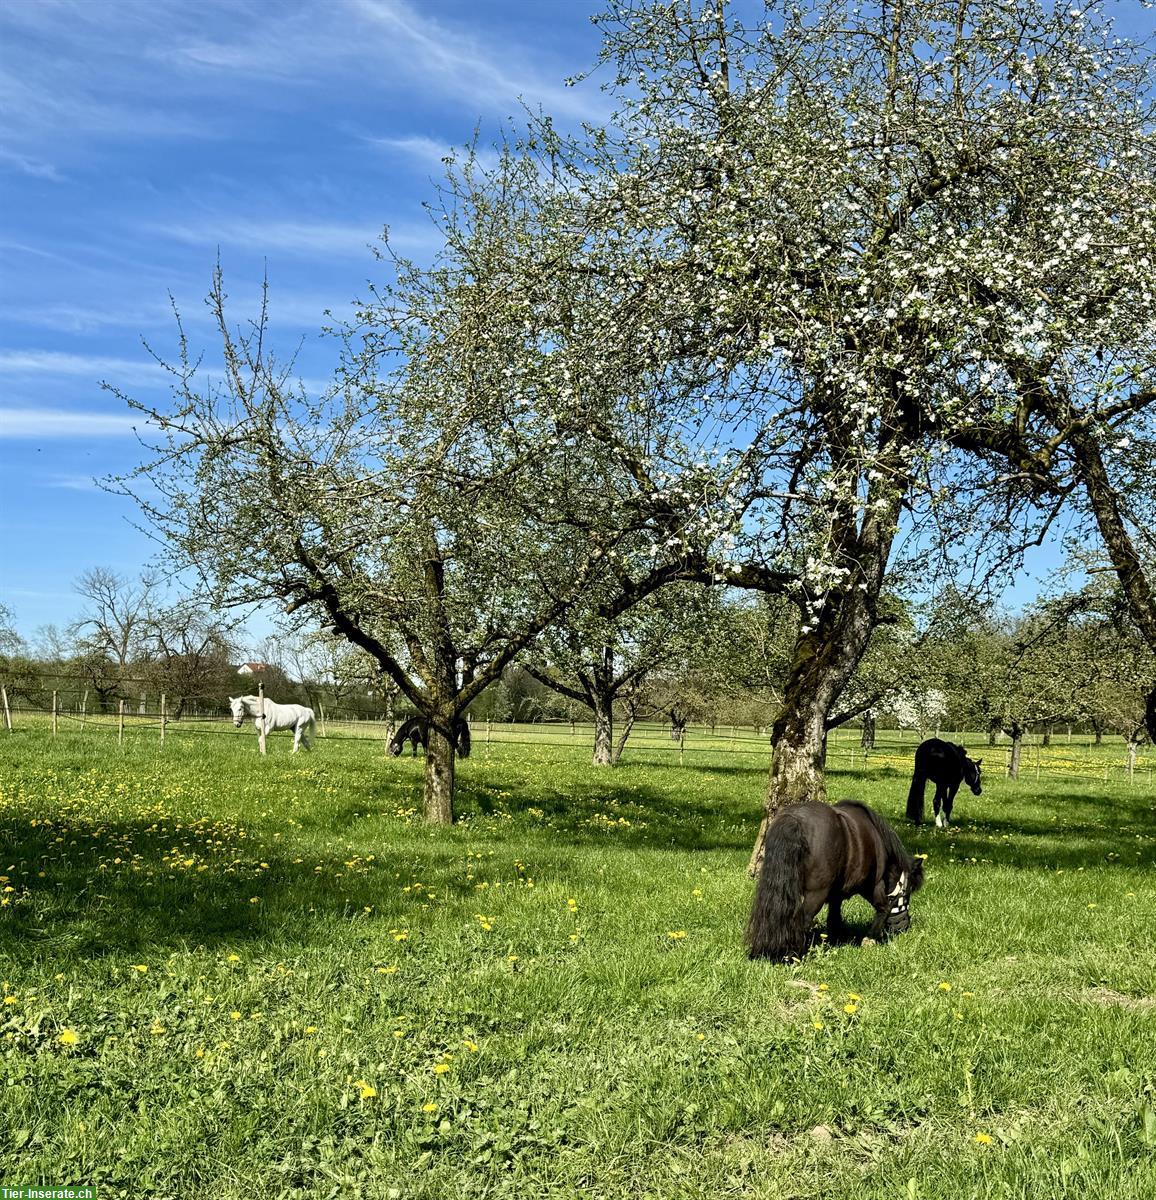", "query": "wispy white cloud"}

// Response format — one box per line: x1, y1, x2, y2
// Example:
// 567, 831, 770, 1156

150, 217, 386, 258
0, 350, 168, 386
44, 473, 103, 491
0, 146, 63, 180
0, 407, 145, 439
148, 214, 443, 261
350, 0, 607, 122
367, 134, 501, 174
